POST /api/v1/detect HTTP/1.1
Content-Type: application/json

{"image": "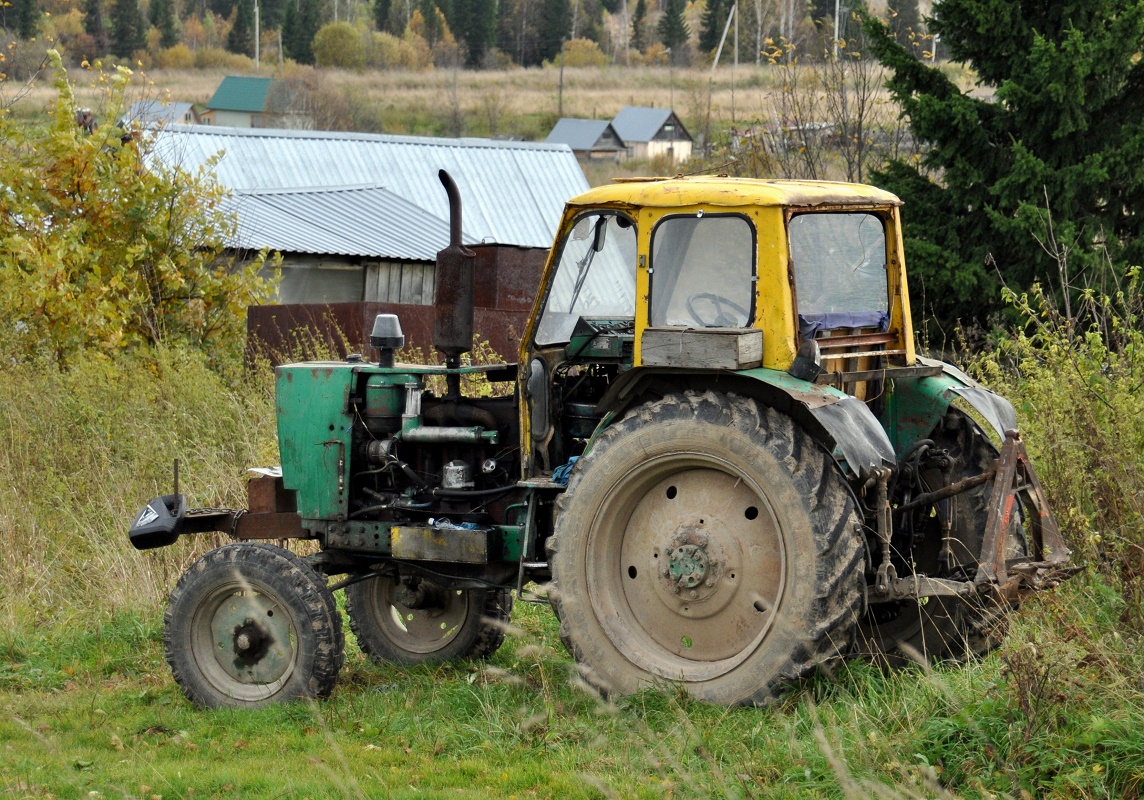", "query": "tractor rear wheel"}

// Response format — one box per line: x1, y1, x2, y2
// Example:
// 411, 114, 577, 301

547, 391, 865, 705
164, 542, 344, 708
345, 576, 512, 665
859, 409, 1027, 664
